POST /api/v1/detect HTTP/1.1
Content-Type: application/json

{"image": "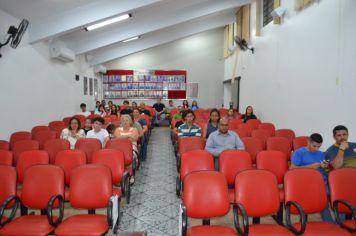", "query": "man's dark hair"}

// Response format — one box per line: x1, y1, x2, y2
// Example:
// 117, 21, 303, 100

106, 123, 116, 134
92, 117, 105, 125
310, 133, 323, 143
80, 103, 86, 108
182, 109, 195, 121
123, 100, 129, 105
333, 125, 348, 136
